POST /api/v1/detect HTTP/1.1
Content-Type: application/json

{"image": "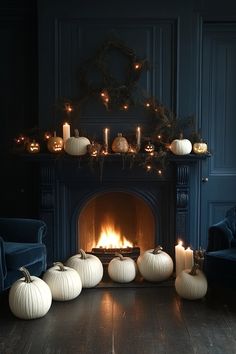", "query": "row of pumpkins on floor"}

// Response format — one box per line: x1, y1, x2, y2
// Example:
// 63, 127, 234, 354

9, 247, 208, 320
